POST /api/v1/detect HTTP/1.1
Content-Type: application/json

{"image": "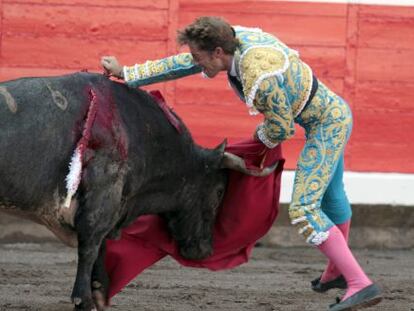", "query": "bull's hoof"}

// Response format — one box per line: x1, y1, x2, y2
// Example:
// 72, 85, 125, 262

72, 296, 96, 311
92, 289, 107, 311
